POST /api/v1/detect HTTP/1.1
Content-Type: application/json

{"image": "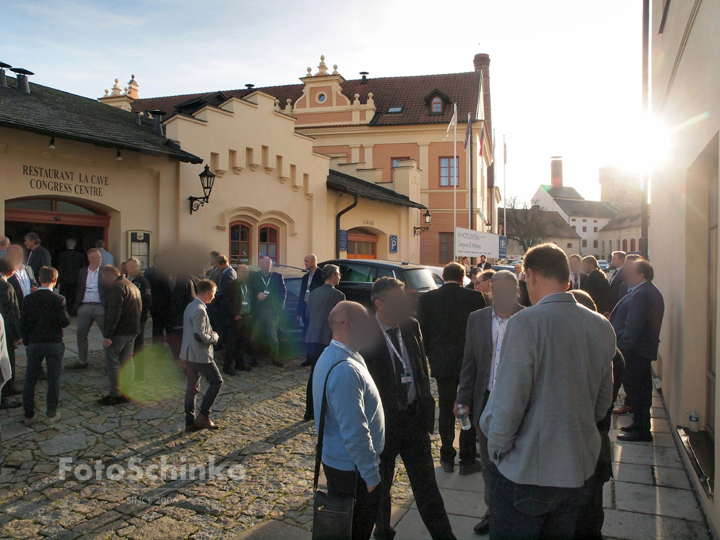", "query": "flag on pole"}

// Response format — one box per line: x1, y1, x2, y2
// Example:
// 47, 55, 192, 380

443, 107, 458, 141
463, 113, 472, 149
479, 125, 485, 158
